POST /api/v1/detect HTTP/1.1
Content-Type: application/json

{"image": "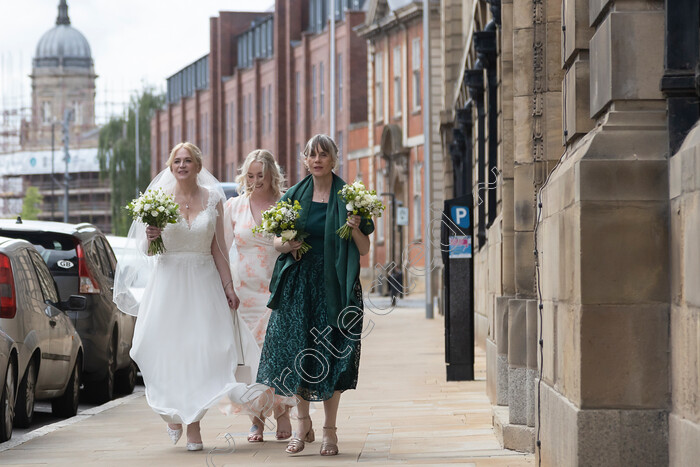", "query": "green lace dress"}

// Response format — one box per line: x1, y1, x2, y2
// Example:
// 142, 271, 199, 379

256, 201, 362, 401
